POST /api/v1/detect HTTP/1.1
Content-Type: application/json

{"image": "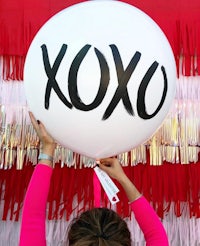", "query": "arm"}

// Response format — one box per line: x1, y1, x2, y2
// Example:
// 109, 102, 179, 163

19, 164, 53, 246
19, 112, 56, 246
99, 158, 169, 246
130, 196, 168, 246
